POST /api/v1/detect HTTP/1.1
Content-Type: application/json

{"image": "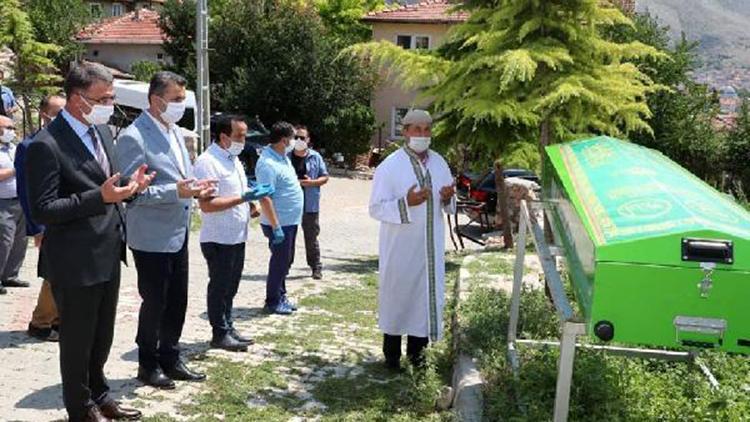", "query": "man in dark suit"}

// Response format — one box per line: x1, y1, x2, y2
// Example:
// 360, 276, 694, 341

26, 63, 153, 422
